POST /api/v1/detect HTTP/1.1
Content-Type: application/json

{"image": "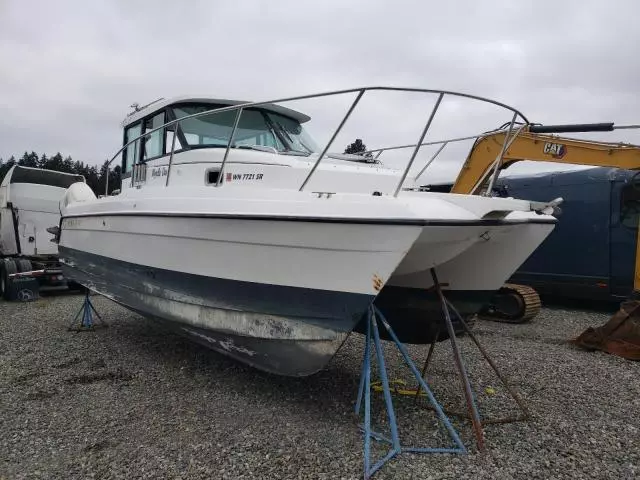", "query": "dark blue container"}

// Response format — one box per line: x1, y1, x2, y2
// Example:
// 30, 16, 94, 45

494, 167, 640, 301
